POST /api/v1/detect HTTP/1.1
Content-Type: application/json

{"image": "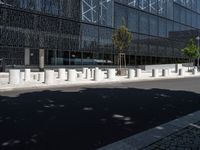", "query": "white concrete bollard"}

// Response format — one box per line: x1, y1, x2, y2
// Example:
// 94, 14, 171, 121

168, 69, 172, 76
25, 69, 31, 82
45, 70, 55, 84
128, 69, 135, 79
33, 73, 39, 81
9, 69, 20, 85
68, 69, 77, 82
175, 64, 182, 73
102, 71, 105, 79
38, 72, 45, 82
126, 70, 129, 75
94, 68, 102, 81
91, 69, 95, 79
58, 68, 66, 80
86, 69, 91, 80
108, 69, 116, 80
54, 72, 58, 79
152, 69, 159, 77
178, 68, 184, 76
20, 72, 25, 82
135, 69, 142, 78
162, 69, 169, 77
77, 72, 83, 79
83, 68, 88, 78
193, 68, 198, 75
